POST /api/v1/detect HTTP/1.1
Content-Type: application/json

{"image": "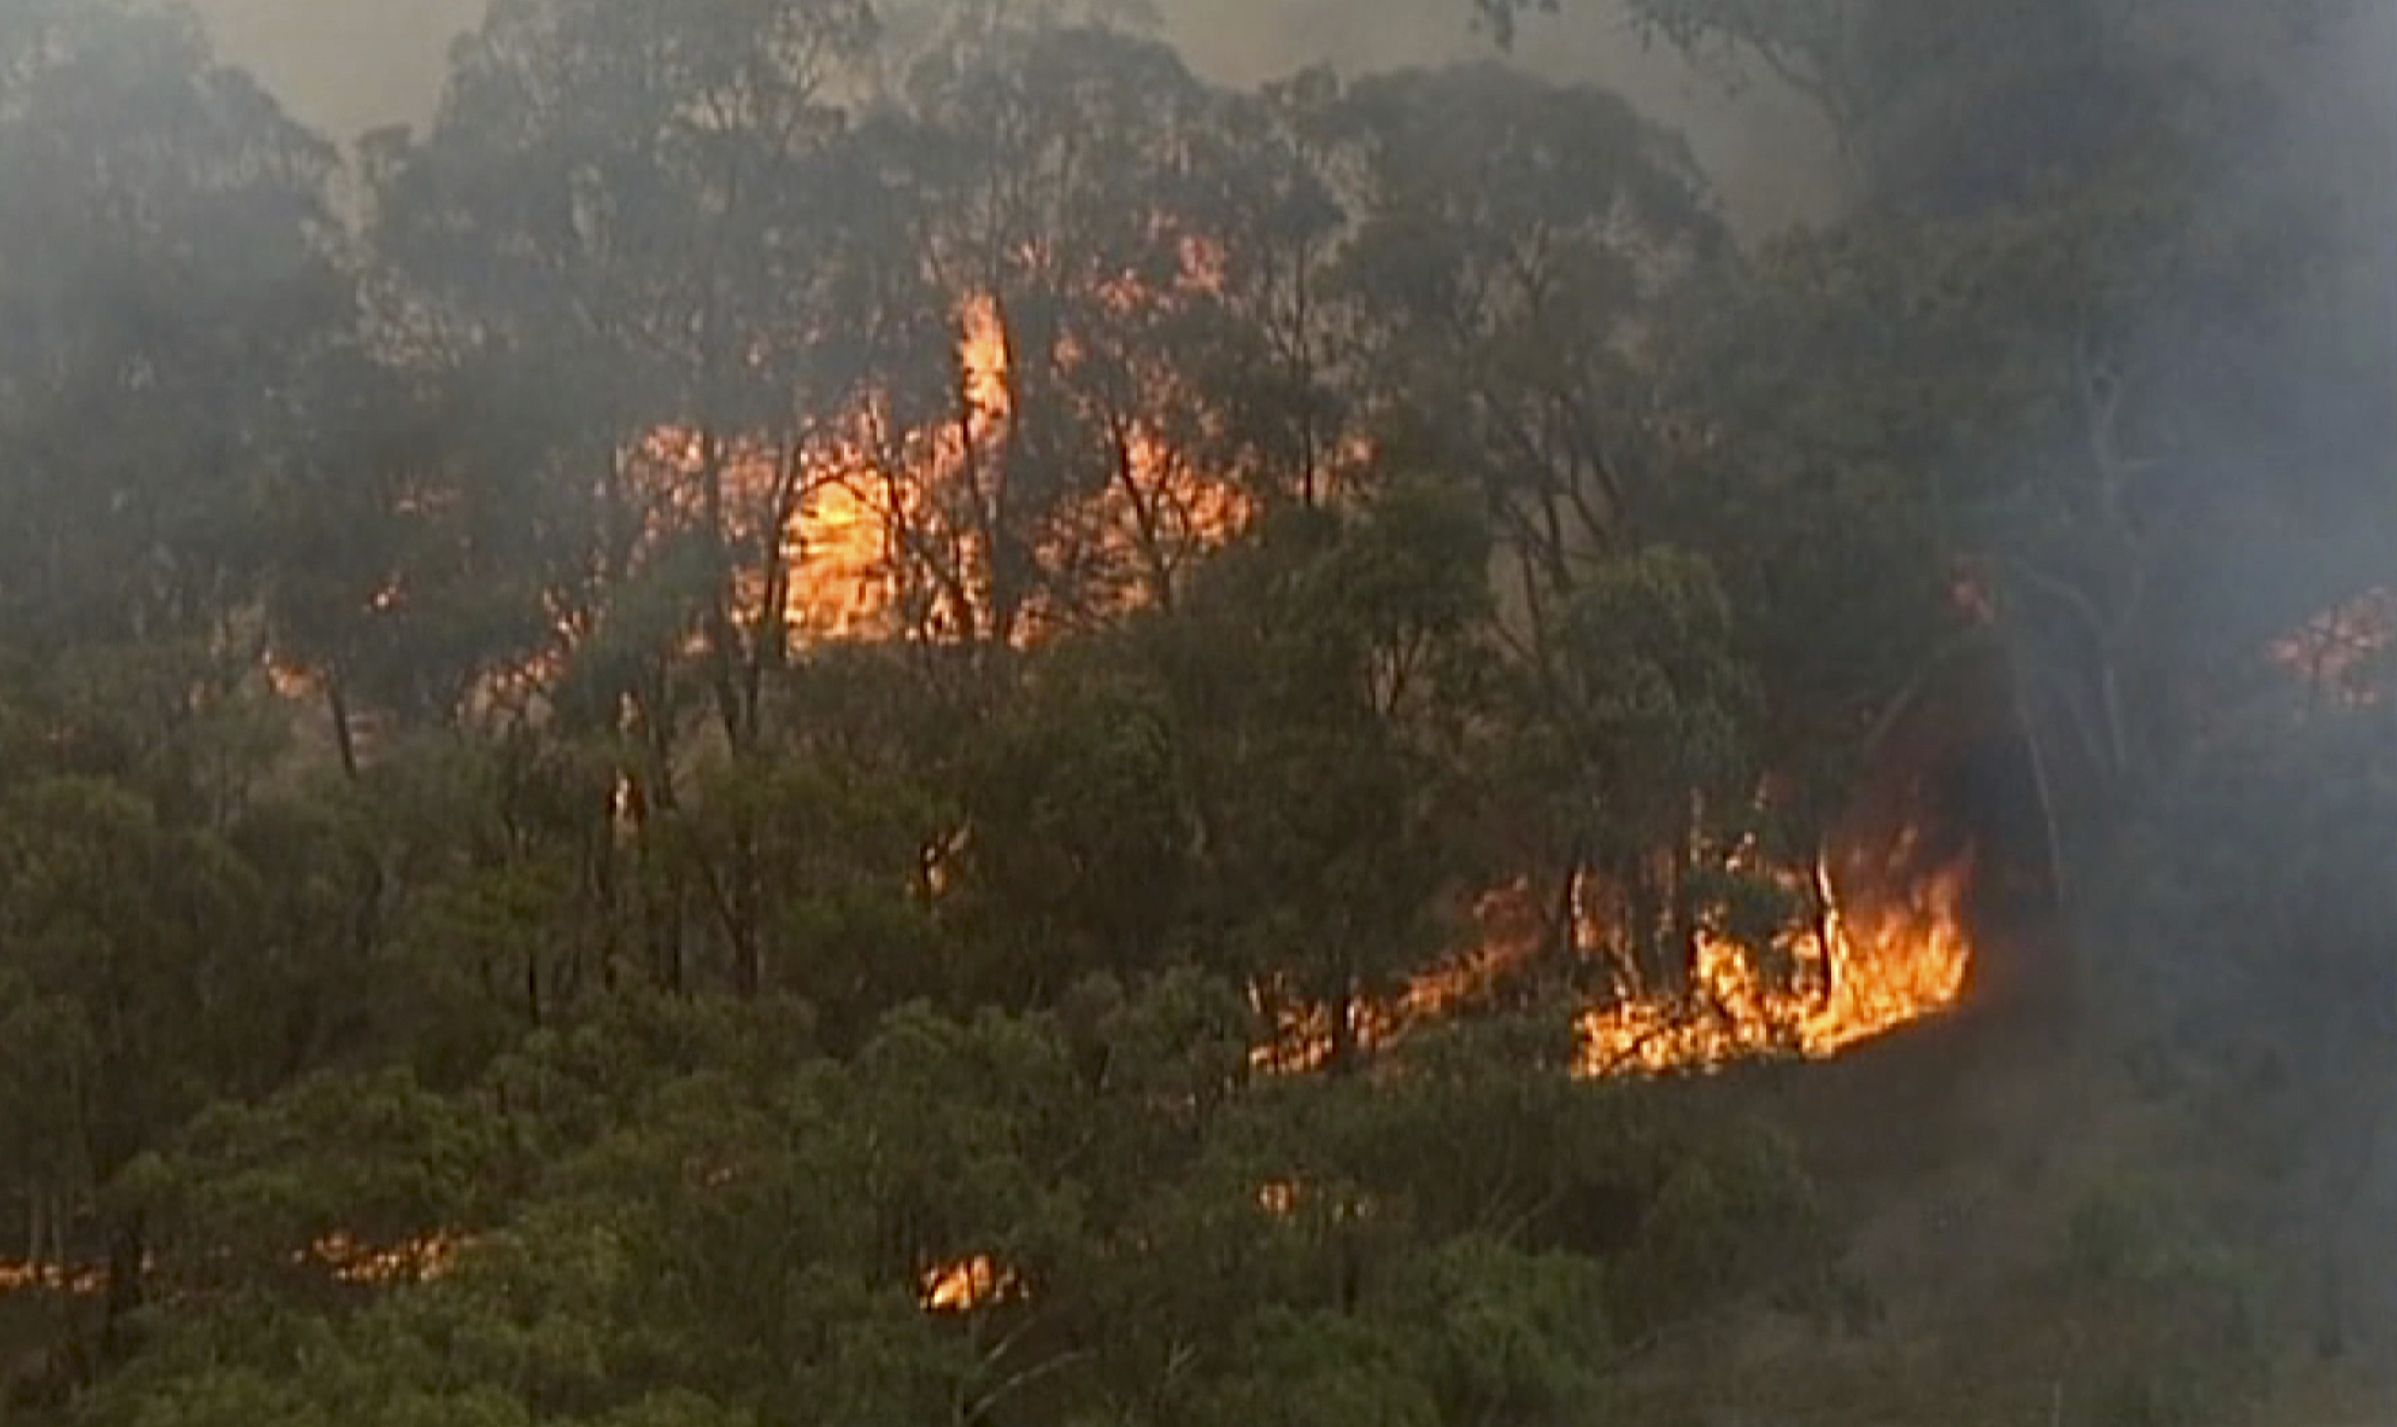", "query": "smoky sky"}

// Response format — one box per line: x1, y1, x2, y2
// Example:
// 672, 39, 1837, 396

187, 0, 1841, 234
186, 0, 484, 141
1164, 0, 1842, 231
